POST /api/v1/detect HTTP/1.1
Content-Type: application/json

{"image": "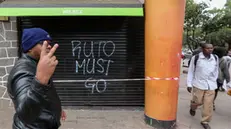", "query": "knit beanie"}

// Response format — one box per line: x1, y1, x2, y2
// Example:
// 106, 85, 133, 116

22, 28, 52, 52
